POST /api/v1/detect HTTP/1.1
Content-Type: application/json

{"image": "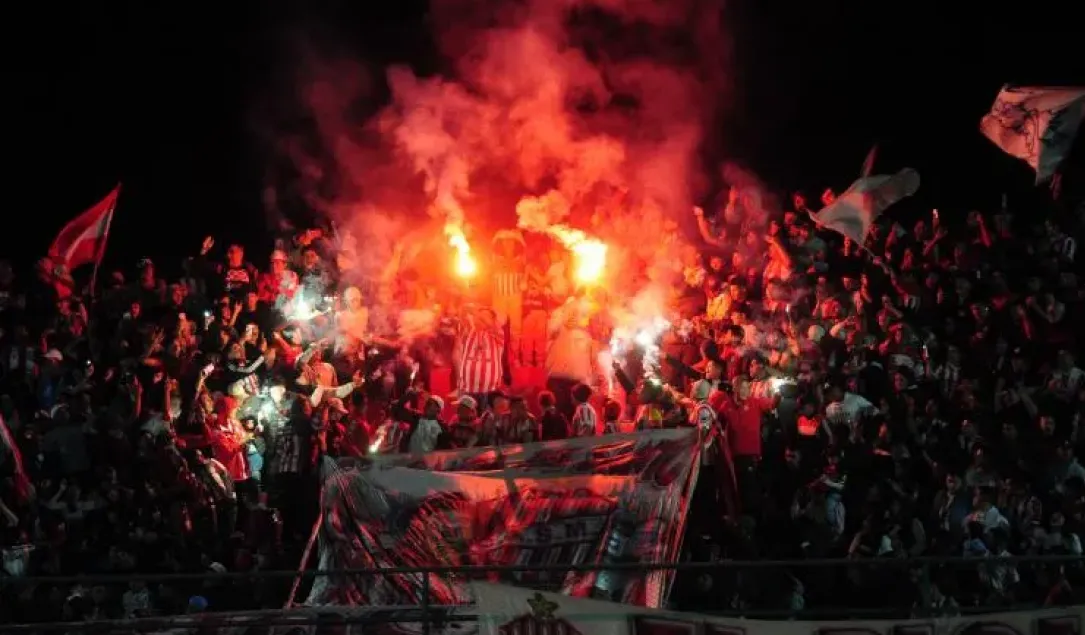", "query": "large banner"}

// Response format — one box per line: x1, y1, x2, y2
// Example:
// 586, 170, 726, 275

302, 430, 702, 610
473, 583, 1083, 635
